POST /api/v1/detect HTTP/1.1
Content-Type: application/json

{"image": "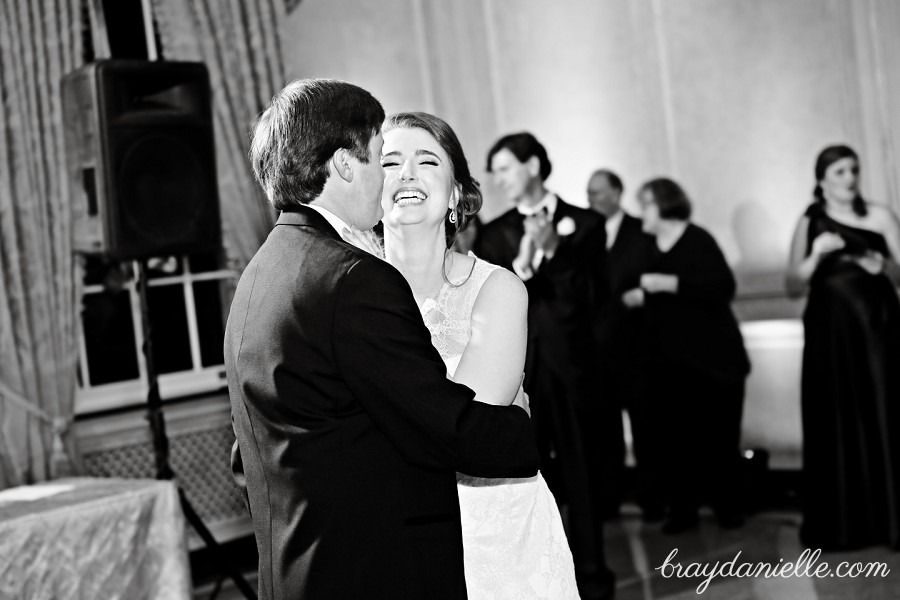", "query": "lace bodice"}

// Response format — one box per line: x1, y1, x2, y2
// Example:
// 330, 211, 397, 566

420, 257, 500, 377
